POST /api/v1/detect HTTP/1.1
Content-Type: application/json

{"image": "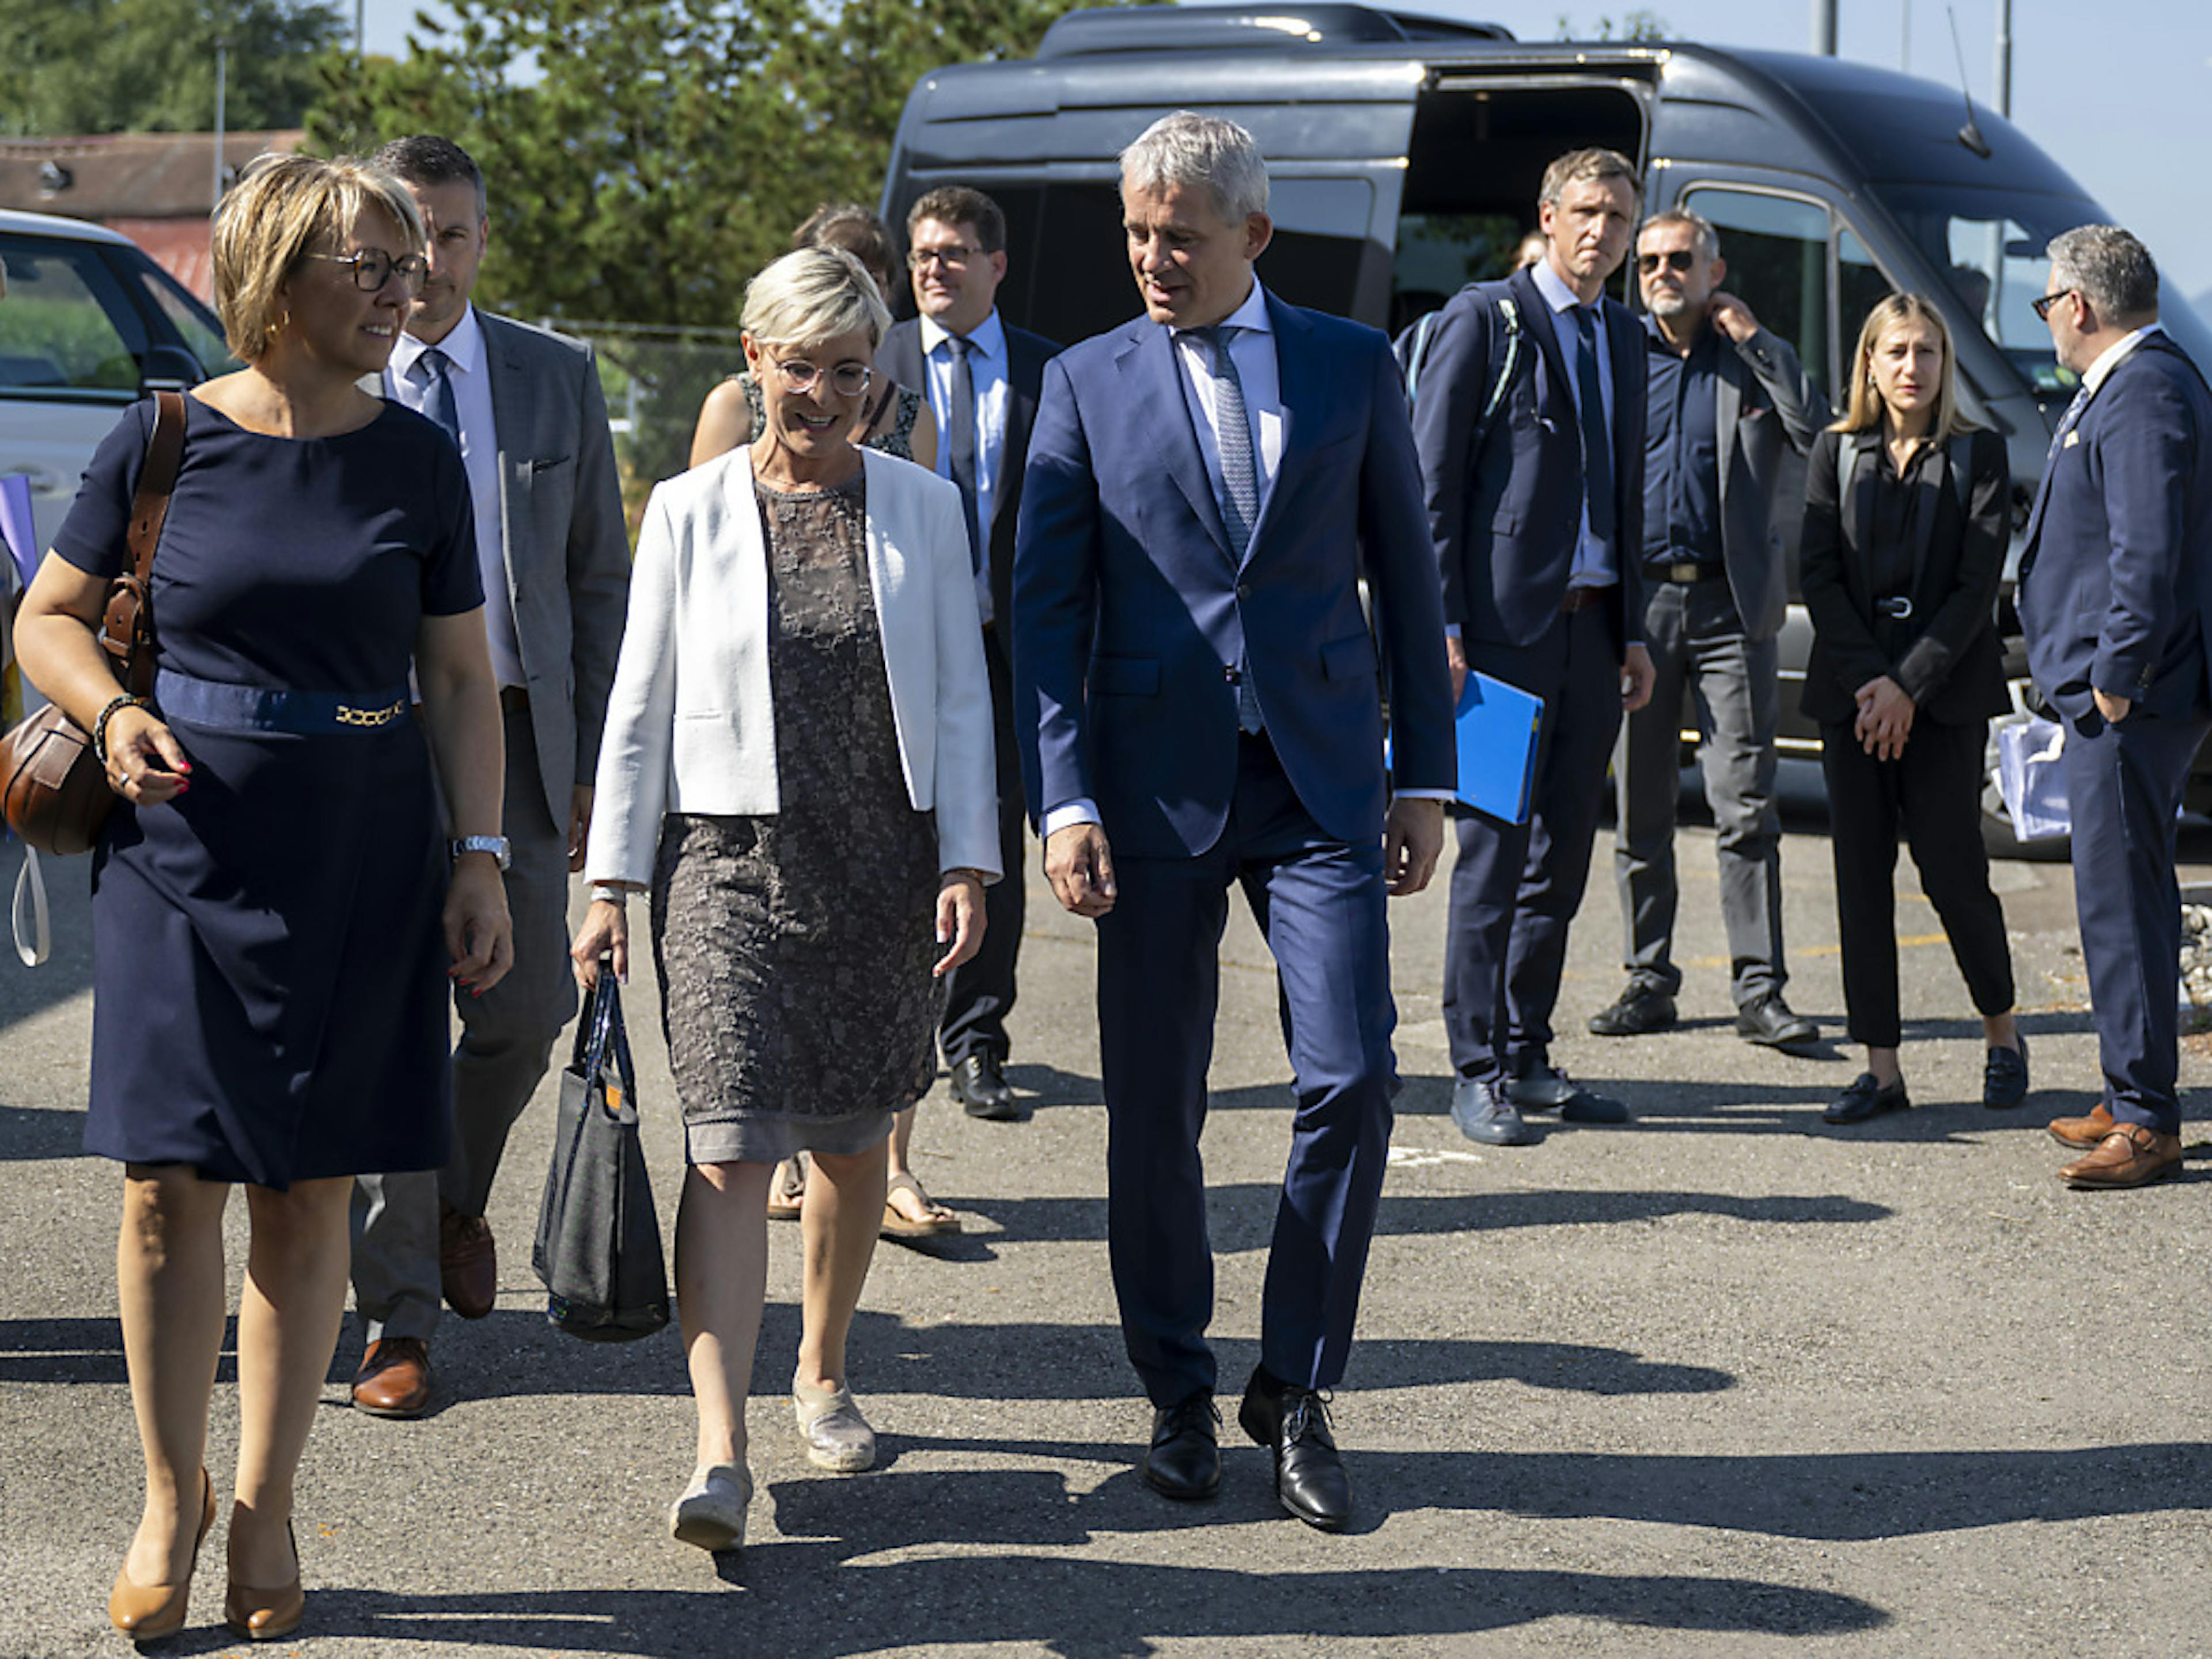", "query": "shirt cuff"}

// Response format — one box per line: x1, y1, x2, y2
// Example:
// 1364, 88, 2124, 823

1393, 789, 1455, 802
1042, 798, 1101, 837
1445, 623, 1461, 639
